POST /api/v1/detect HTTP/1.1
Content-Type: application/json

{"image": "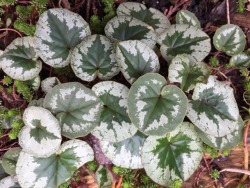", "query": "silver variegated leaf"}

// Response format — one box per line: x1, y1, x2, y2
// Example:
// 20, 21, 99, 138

141, 122, 203, 186
187, 76, 239, 137
19, 106, 62, 158
158, 24, 211, 63
29, 76, 41, 91
213, 24, 246, 56
92, 81, 137, 142
116, 40, 160, 84
34, 8, 91, 68
168, 55, 210, 92
100, 131, 146, 169
43, 82, 102, 139
2, 148, 21, 176
41, 77, 61, 94
0, 37, 42, 81
104, 16, 157, 48
0, 176, 20, 188
229, 52, 250, 68
71, 35, 119, 82
116, 2, 171, 35
16, 140, 94, 188
196, 115, 244, 151
128, 73, 188, 135
95, 165, 112, 188
175, 10, 201, 28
